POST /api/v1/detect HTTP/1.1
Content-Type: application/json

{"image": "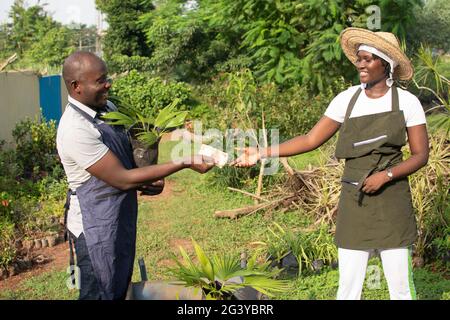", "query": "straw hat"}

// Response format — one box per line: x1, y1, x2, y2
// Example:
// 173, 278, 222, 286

340, 27, 413, 81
